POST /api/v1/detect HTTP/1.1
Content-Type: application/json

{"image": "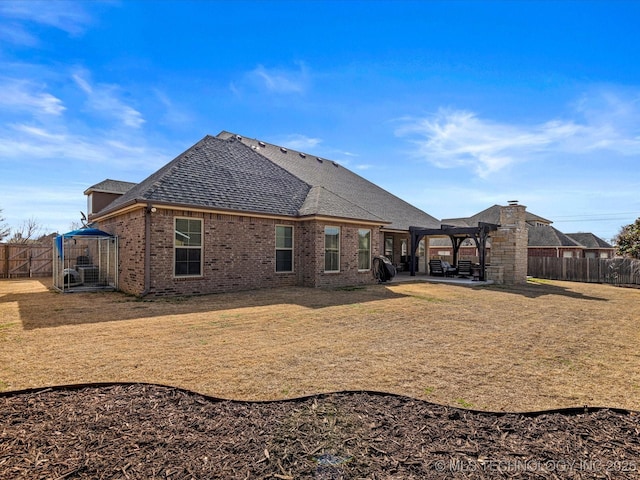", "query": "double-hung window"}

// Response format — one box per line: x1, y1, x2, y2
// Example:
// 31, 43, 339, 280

275, 225, 293, 272
358, 229, 371, 270
324, 226, 340, 272
175, 218, 202, 276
